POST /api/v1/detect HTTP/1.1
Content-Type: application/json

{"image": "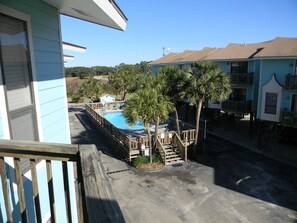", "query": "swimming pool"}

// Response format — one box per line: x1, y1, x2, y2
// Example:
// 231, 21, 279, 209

103, 111, 145, 130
